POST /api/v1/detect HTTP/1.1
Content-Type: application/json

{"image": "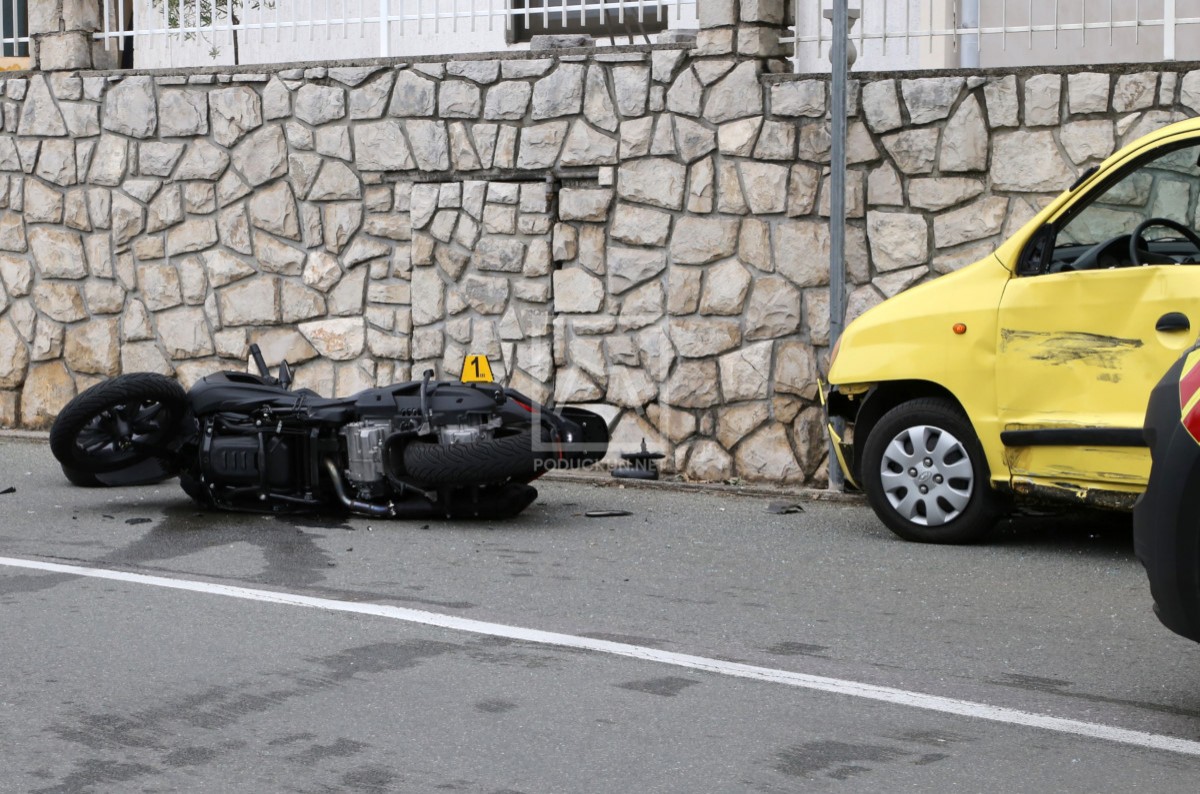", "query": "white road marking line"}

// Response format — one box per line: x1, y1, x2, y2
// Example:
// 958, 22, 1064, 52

3, 553, 1197, 756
